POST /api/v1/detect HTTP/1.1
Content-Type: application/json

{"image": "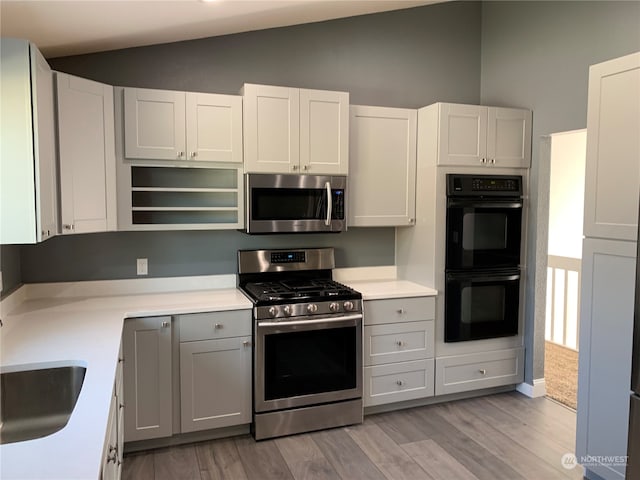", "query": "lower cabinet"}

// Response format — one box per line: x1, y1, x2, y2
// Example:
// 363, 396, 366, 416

363, 296, 435, 407
102, 343, 124, 480
434, 347, 524, 396
178, 310, 252, 433
122, 316, 172, 442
